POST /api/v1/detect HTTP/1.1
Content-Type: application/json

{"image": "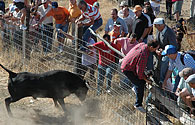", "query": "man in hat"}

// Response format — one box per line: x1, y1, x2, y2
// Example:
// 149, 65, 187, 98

132, 5, 149, 43
38, 1, 69, 52
37, 0, 53, 53
118, 1, 134, 19
161, 45, 195, 92
153, 18, 178, 84
185, 74, 195, 112
175, 68, 195, 108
